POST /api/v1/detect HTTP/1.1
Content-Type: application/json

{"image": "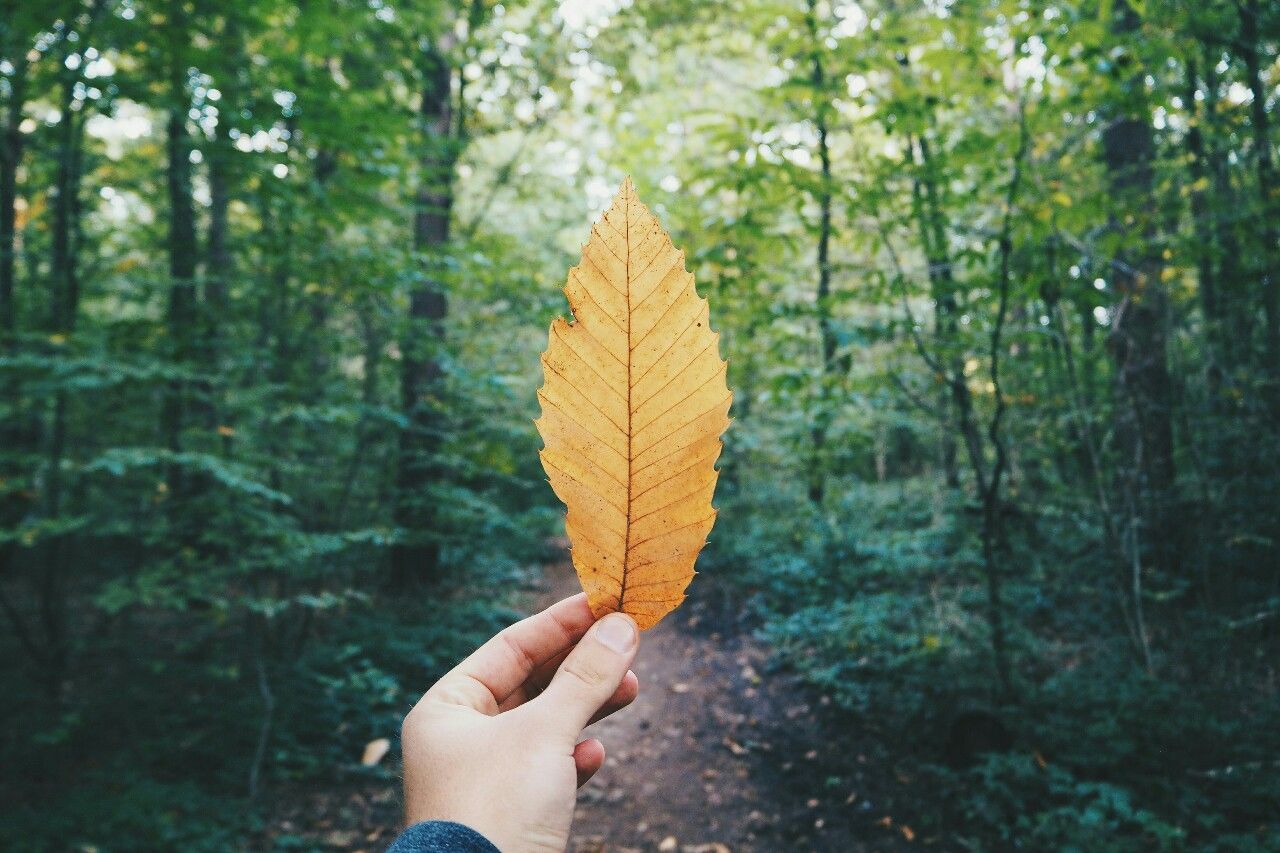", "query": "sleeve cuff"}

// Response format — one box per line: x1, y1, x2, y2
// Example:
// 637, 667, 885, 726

385, 820, 501, 853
